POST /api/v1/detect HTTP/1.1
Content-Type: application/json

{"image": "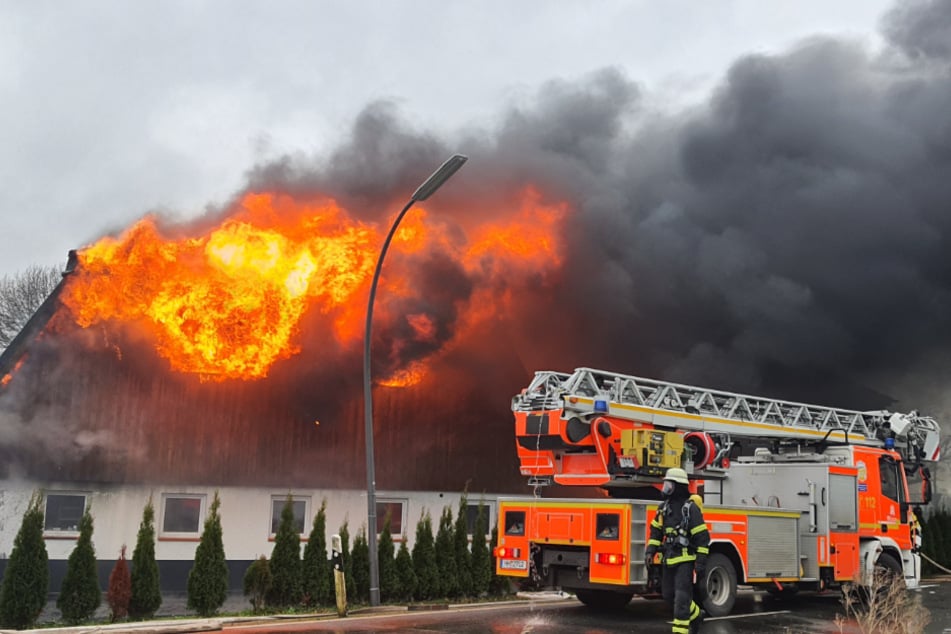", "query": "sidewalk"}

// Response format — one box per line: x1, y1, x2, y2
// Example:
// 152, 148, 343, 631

3, 591, 572, 634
